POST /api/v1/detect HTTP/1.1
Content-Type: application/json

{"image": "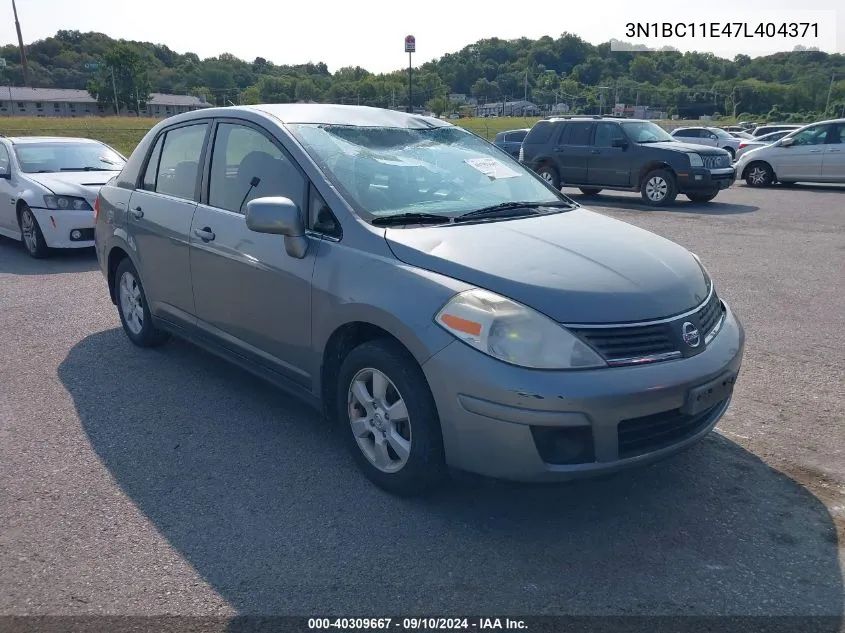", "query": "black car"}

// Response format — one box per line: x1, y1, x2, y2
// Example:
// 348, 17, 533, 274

493, 128, 530, 158
519, 116, 736, 205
